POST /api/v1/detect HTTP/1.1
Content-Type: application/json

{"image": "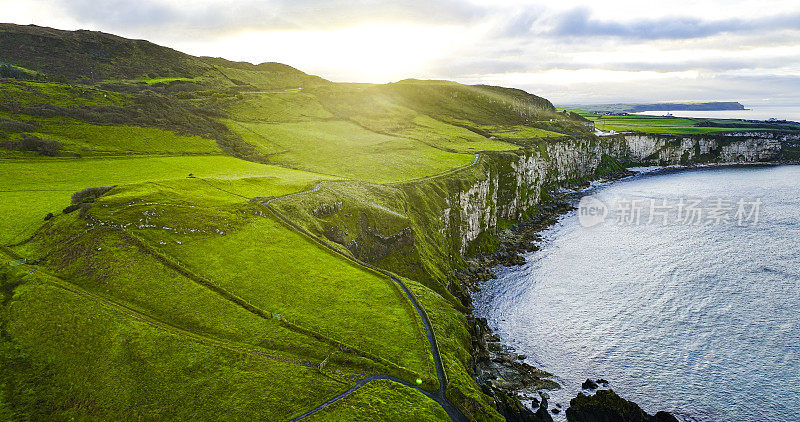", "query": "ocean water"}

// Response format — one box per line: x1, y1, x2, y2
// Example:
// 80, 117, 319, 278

633, 105, 800, 122
473, 165, 800, 421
